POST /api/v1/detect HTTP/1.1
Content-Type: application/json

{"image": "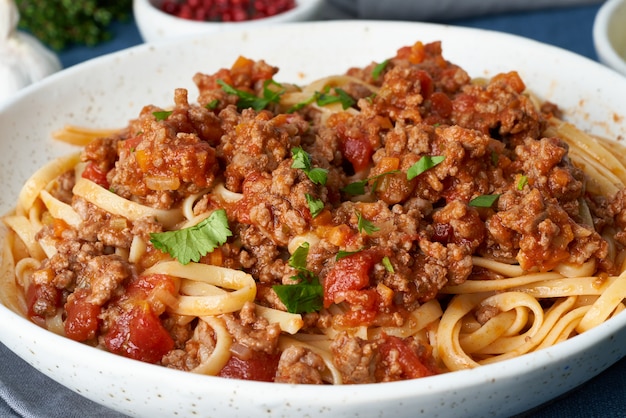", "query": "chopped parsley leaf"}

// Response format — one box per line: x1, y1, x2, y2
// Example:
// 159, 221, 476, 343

372, 59, 390, 80
149, 209, 232, 265
382, 256, 394, 273
289, 87, 355, 112
517, 175, 528, 191
289, 242, 310, 271
305, 194, 324, 218
407, 155, 445, 180
336, 248, 362, 260
273, 242, 323, 313
205, 99, 220, 110
291, 147, 328, 185
152, 110, 173, 121
356, 210, 379, 235
217, 78, 284, 111
342, 170, 401, 196
469, 194, 500, 208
